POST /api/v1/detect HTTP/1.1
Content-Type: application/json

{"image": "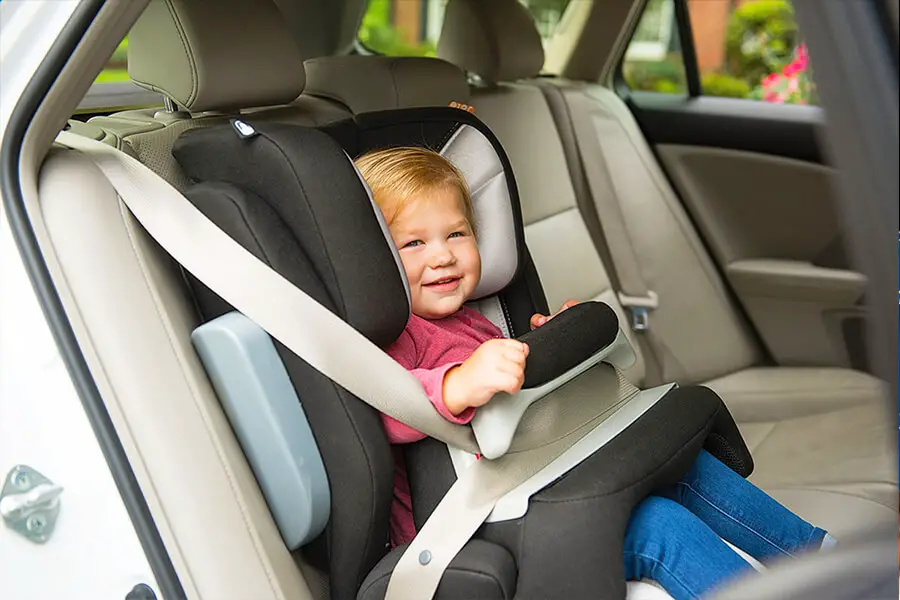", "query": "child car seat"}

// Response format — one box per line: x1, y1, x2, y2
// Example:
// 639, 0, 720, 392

168, 108, 753, 600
